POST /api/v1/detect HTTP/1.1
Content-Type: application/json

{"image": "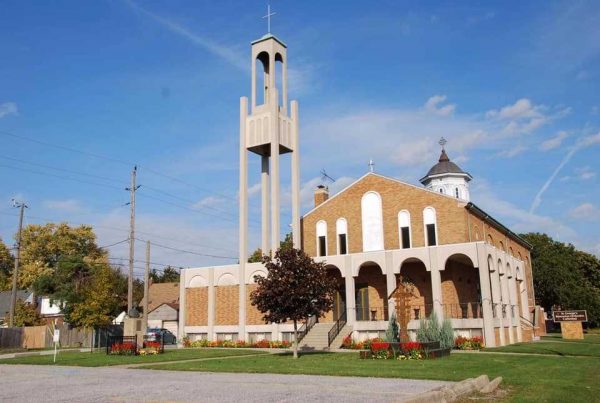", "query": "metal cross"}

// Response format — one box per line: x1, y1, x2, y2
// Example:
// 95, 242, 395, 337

263, 4, 276, 33
368, 159, 375, 173
439, 137, 447, 148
